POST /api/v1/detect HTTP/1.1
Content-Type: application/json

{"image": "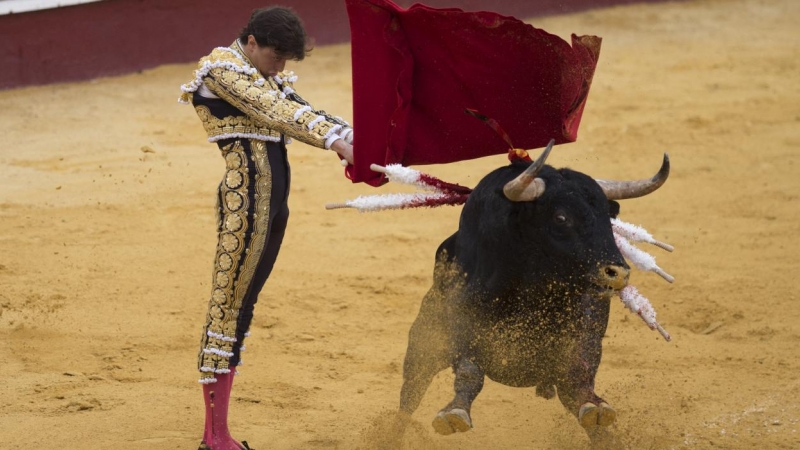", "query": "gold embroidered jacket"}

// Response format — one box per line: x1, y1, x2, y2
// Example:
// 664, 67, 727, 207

180, 41, 350, 149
